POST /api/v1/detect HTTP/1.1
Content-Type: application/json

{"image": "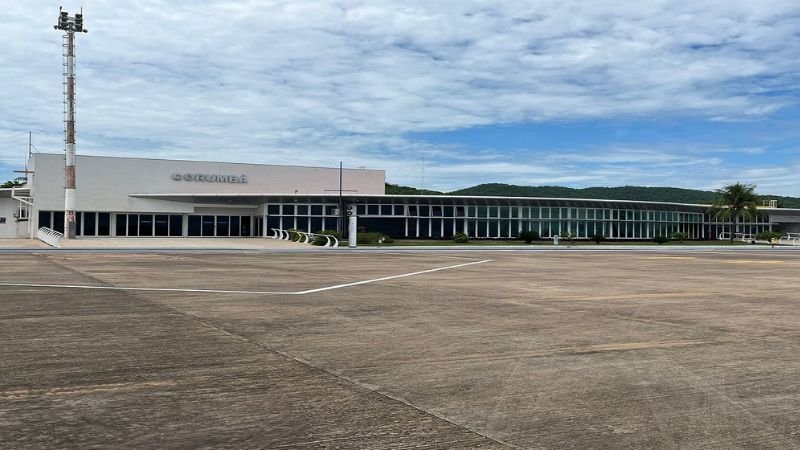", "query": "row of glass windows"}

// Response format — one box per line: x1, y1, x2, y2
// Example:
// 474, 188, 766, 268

116, 214, 183, 237
349, 218, 772, 240
39, 211, 112, 236
39, 212, 264, 237
186, 215, 259, 237
267, 203, 712, 222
